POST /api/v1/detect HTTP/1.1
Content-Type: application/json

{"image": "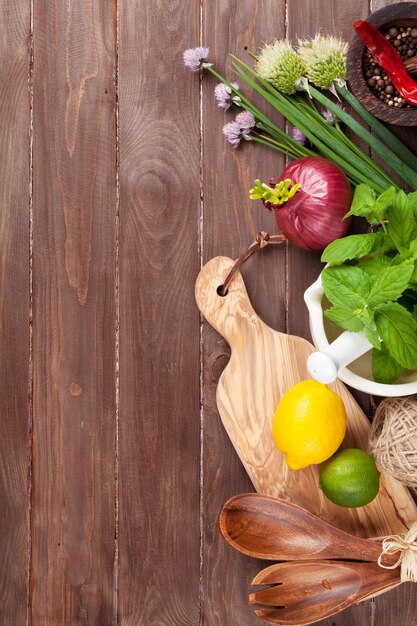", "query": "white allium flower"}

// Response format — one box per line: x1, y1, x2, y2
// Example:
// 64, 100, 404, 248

298, 35, 347, 89
256, 41, 305, 94
183, 47, 212, 72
